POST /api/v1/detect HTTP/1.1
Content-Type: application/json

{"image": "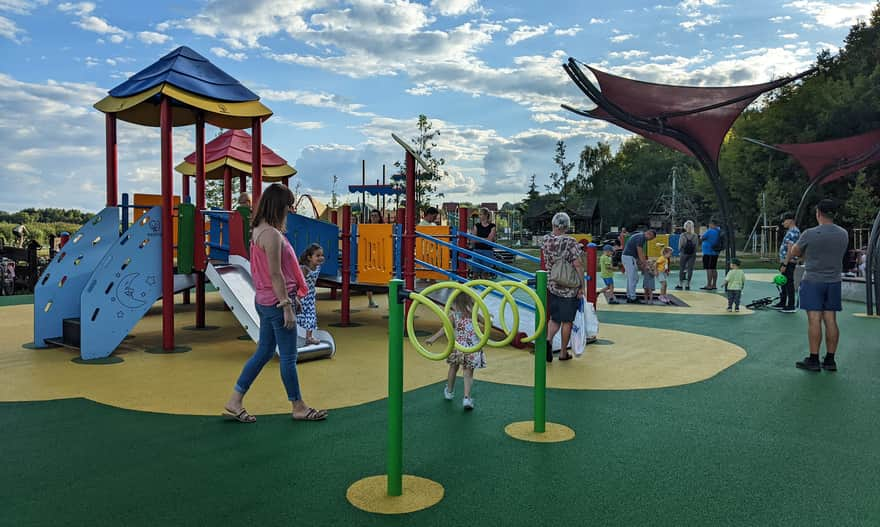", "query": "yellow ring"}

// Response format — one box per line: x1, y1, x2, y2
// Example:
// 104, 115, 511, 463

465, 279, 518, 348
406, 292, 455, 361
419, 282, 491, 354
496, 280, 546, 344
